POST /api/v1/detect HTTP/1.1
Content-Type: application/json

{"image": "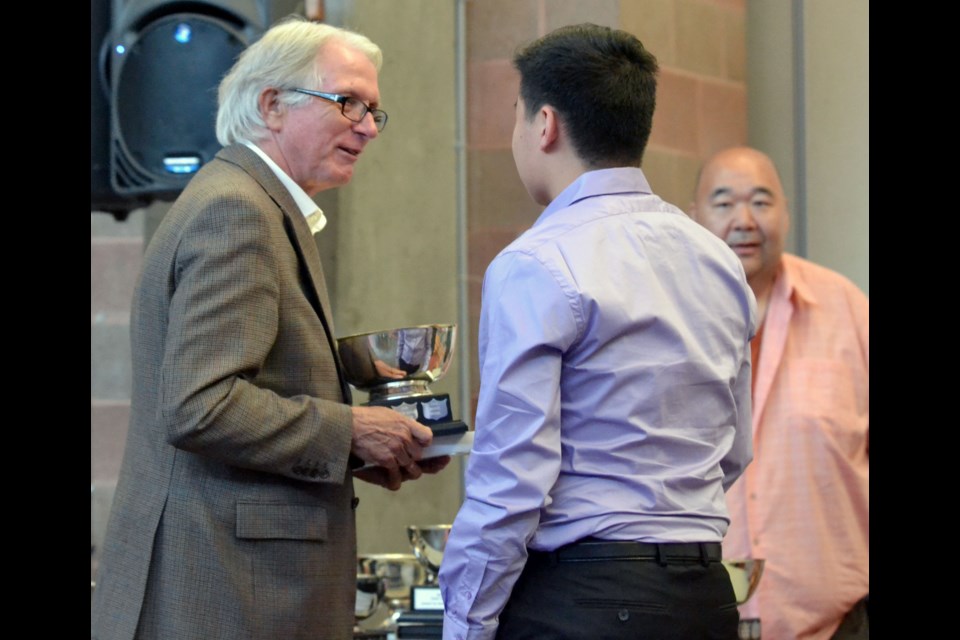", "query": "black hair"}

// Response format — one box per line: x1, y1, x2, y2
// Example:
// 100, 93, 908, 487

513, 23, 659, 168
